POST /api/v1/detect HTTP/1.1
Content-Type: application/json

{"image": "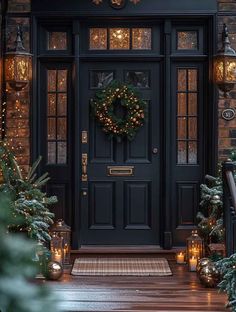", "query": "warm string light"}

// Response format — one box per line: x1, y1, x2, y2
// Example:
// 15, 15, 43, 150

1, 93, 26, 173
